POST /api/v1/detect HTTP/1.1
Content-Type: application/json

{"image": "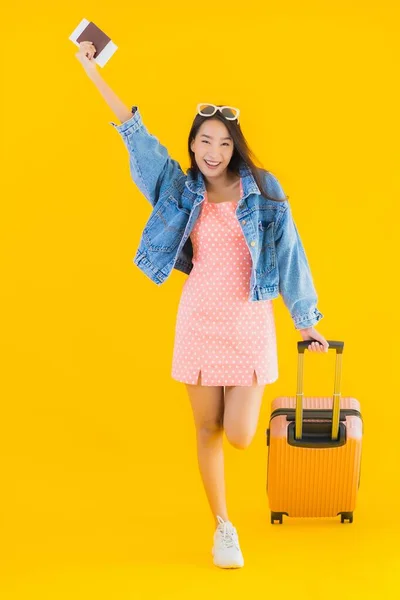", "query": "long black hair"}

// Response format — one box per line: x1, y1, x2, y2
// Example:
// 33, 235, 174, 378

187, 106, 289, 202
